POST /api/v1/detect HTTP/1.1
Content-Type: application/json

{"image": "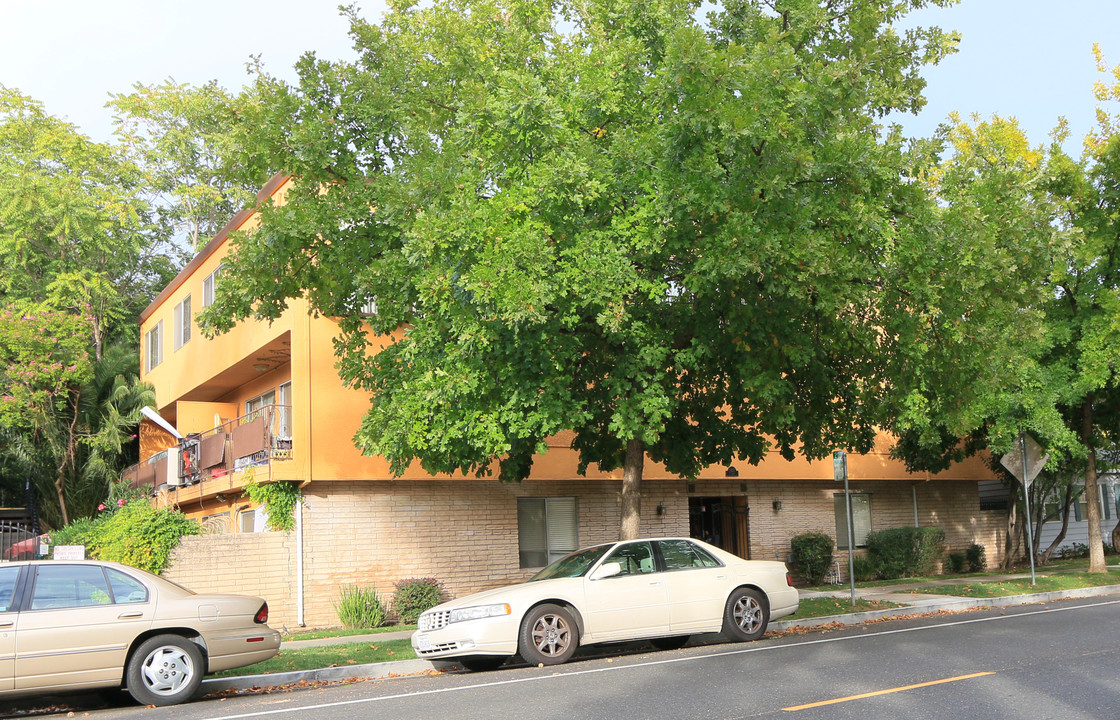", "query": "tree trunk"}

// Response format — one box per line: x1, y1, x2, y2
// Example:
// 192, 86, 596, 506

1080, 399, 1106, 573
619, 438, 644, 541
1002, 483, 1022, 570
1039, 481, 1074, 565
1112, 517, 1120, 553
